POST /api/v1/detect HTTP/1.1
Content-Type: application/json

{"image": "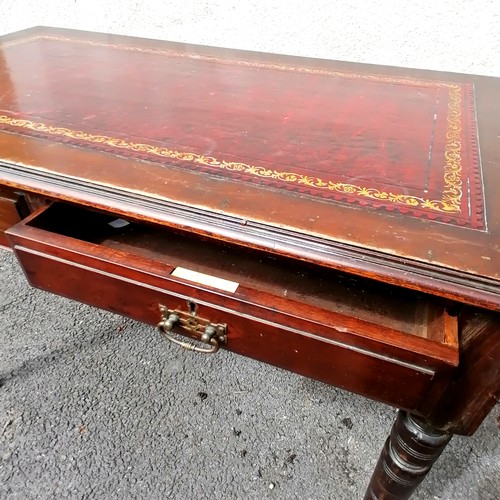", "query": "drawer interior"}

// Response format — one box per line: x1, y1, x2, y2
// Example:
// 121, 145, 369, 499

5, 201, 461, 409
30, 203, 430, 333
17, 203, 457, 360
